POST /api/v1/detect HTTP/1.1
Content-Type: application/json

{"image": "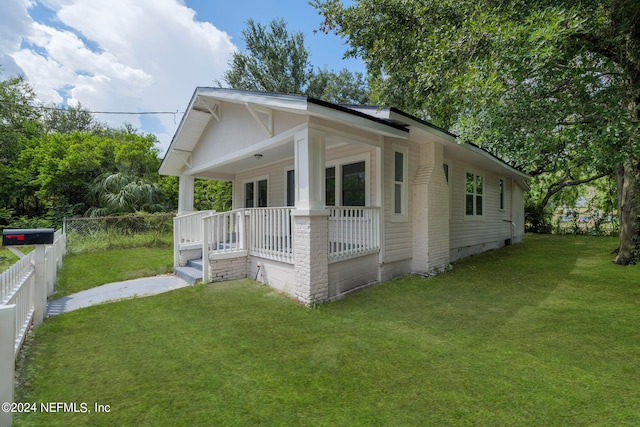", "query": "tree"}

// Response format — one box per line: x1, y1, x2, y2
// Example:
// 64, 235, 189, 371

18, 127, 167, 218
194, 179, 232, 212
224, 18, 312, 94
223, 18, 369, 104
0, 73, 42, 213
86, 172, 162, 217
315, 0, 640, 264
17, 131, 118, 216
307, 68, 369, 104
41, 103, 100, 134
